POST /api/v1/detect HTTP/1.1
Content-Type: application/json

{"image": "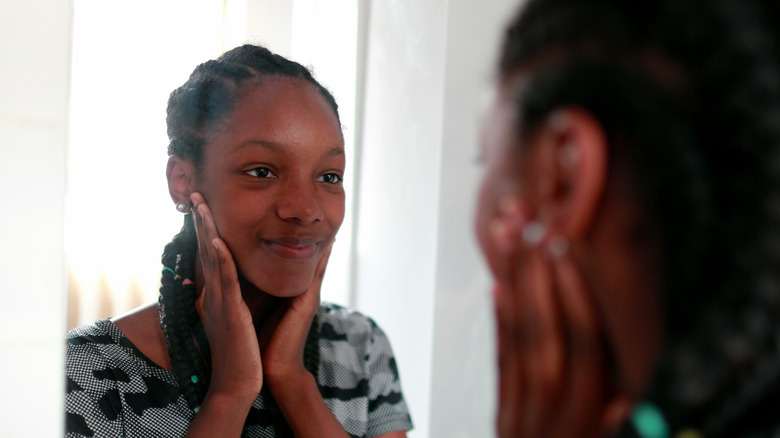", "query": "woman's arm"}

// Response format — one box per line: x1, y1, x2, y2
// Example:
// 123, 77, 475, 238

271, 371, 408, 438
377, 432, 407, 438
188, 192, 353, 437
260, 236, 351, 437
184, 193, 263, 437
269, 370, 351, 437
